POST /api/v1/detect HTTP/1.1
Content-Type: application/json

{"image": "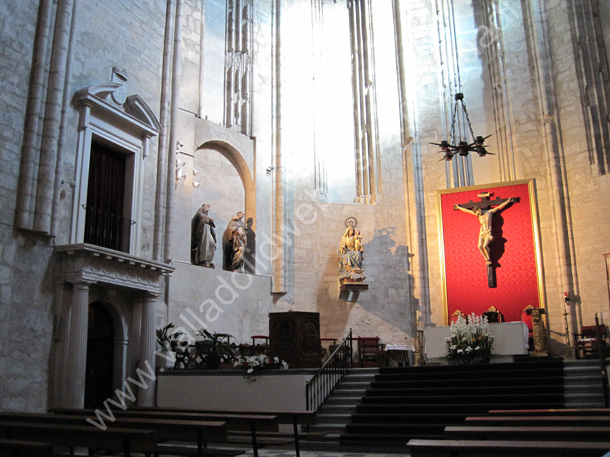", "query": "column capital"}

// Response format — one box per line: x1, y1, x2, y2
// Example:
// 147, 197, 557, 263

143, 291, 161, 300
